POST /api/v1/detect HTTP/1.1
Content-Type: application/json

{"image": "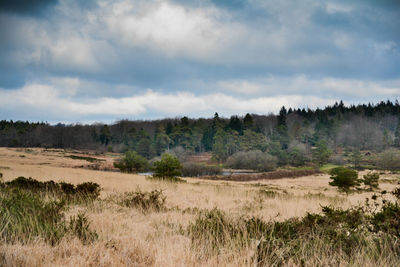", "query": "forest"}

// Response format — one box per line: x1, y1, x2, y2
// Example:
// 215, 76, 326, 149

1, 100, 400, 169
